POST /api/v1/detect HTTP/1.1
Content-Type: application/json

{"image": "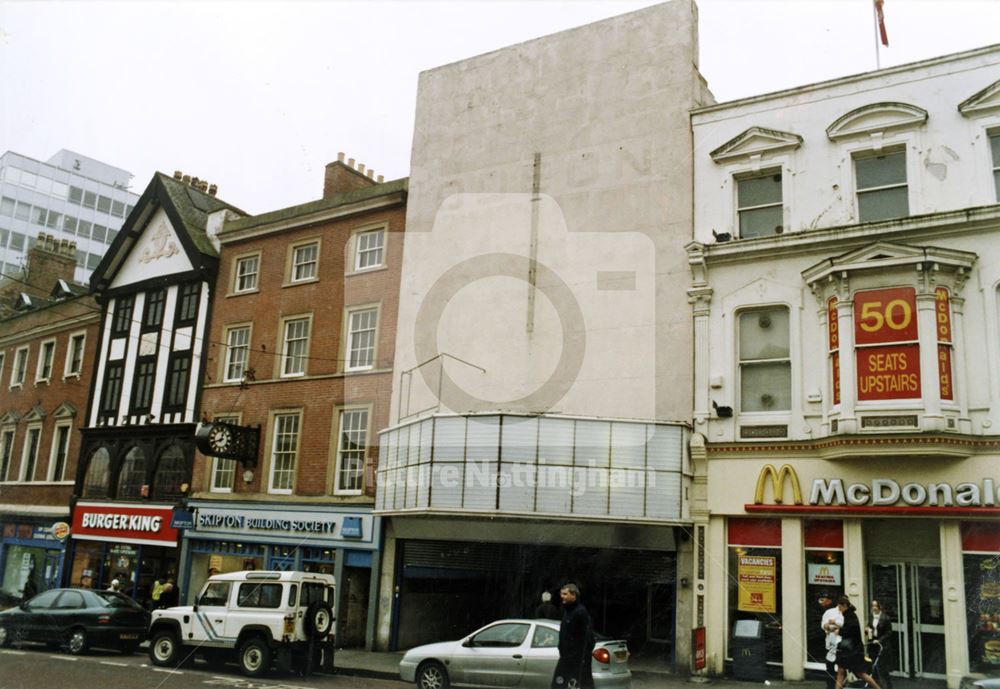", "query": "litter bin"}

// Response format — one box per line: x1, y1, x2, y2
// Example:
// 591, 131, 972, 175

731, 619, 767, 681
